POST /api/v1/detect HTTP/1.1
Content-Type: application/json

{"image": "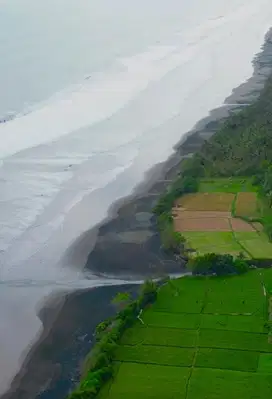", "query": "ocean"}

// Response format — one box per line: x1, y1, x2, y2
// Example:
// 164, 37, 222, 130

0, 0, 272, 395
